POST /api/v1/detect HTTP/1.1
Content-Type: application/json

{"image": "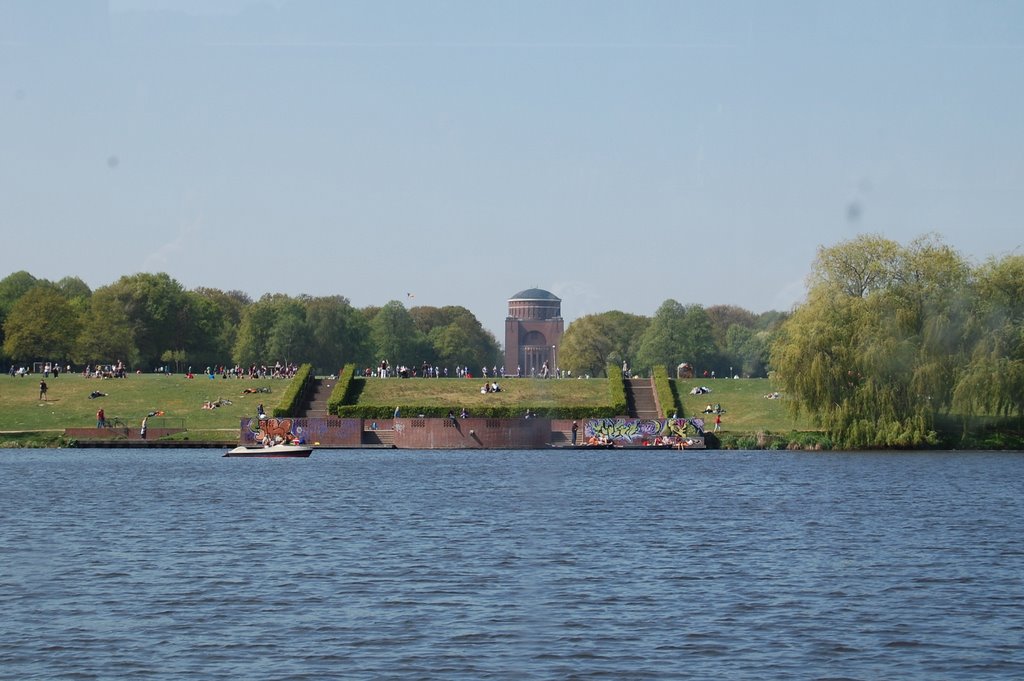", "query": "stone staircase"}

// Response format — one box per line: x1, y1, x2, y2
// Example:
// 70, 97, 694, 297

299, 377, 334, 418
362, 429, 395, 447
551, 427, 574, 446
625, 378, 660, 418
